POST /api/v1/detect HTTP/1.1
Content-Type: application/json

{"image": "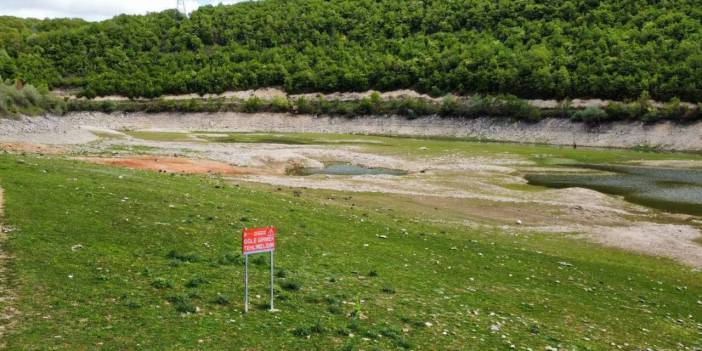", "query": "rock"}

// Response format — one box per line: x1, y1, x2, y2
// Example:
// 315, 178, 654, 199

516, 219, 523, 225
490, 324, 501, 332
424, 322, 433, 327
